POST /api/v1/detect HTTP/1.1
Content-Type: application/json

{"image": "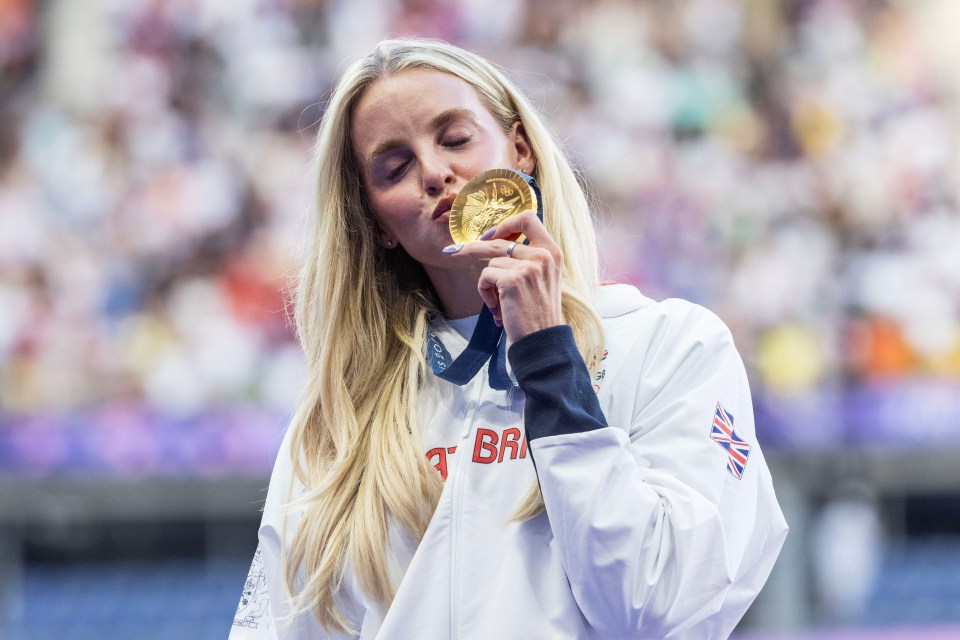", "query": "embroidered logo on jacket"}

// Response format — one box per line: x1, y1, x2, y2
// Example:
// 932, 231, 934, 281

233, 545, 270, 629
710, 402, 751, 479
